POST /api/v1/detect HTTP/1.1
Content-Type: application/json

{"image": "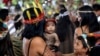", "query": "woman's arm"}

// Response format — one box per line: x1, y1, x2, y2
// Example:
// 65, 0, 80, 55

30, 37, 55, 56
